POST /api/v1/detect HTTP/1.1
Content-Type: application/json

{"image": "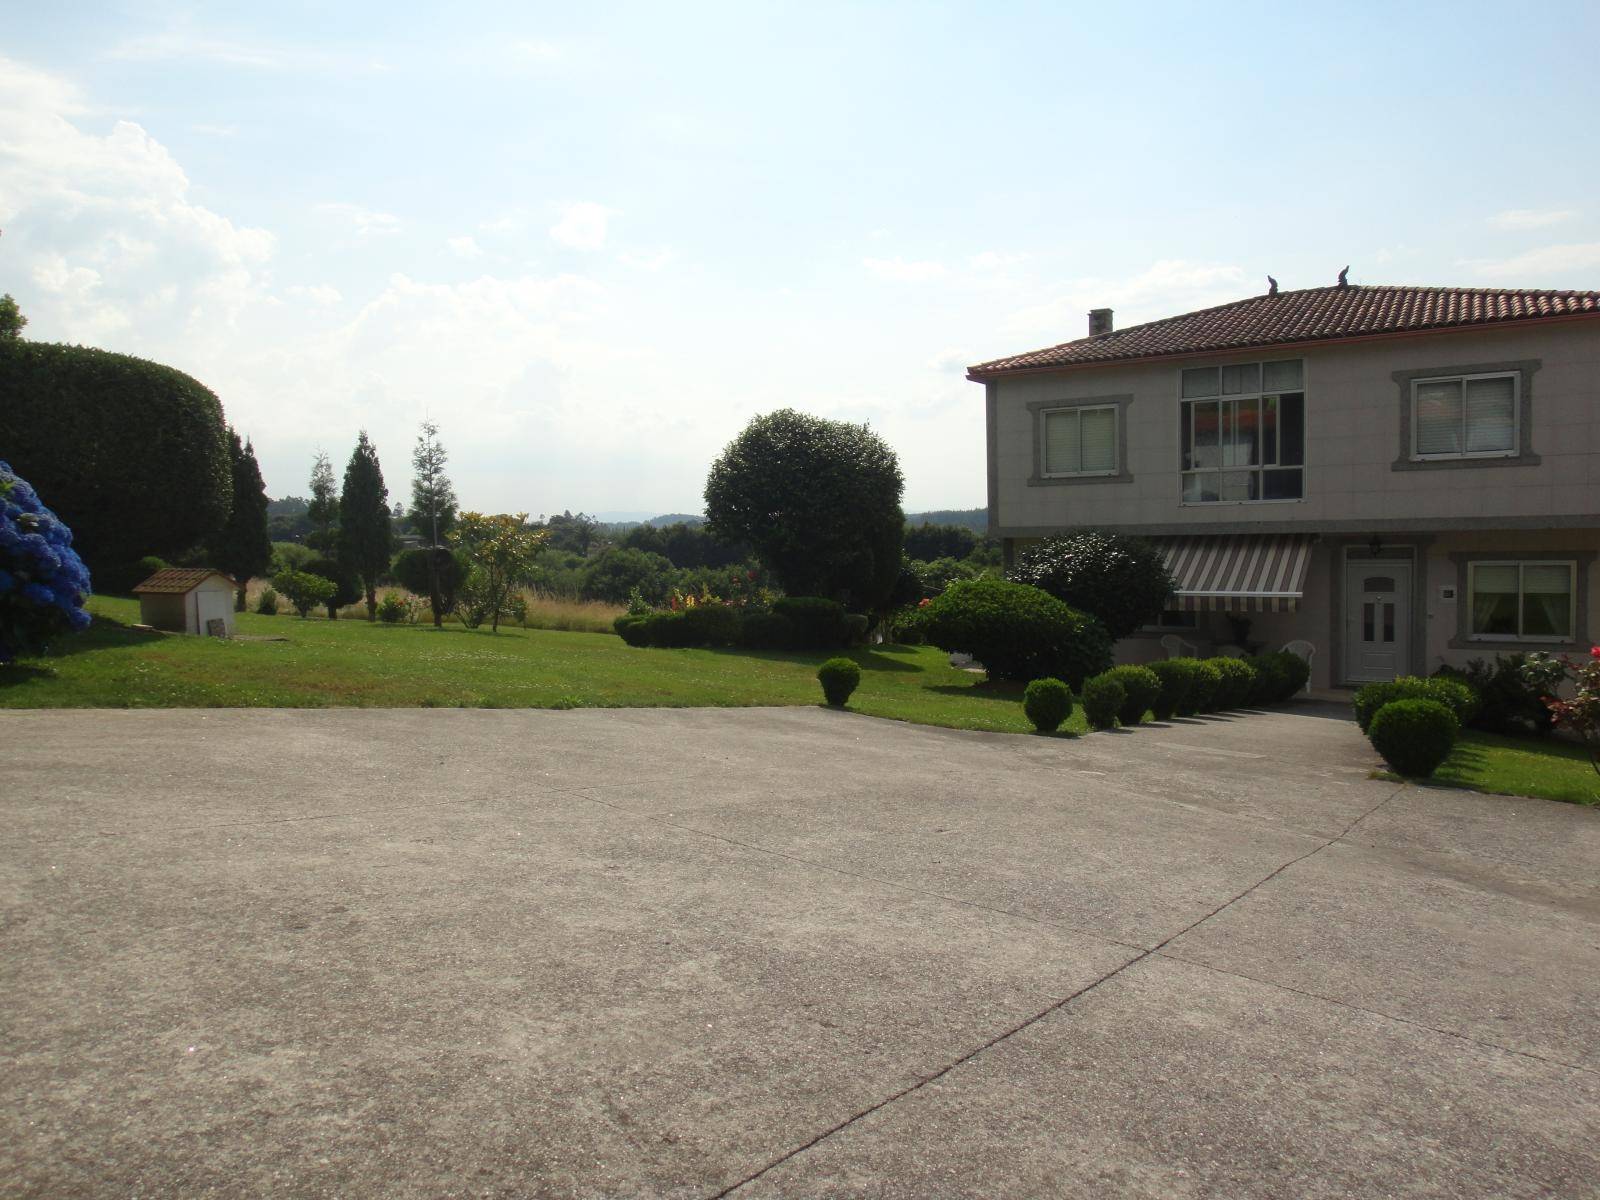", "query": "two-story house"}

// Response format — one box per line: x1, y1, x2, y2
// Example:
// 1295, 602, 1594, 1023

969, 283, 1600, 689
